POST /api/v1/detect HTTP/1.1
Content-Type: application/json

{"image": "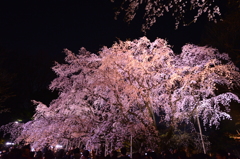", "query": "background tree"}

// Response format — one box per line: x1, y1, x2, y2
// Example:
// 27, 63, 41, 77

200, 0, 240, 67
0, 47, 60, 125
2, 37, 240, 153
0, 70, 12, 113
0, 47, 15, 113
